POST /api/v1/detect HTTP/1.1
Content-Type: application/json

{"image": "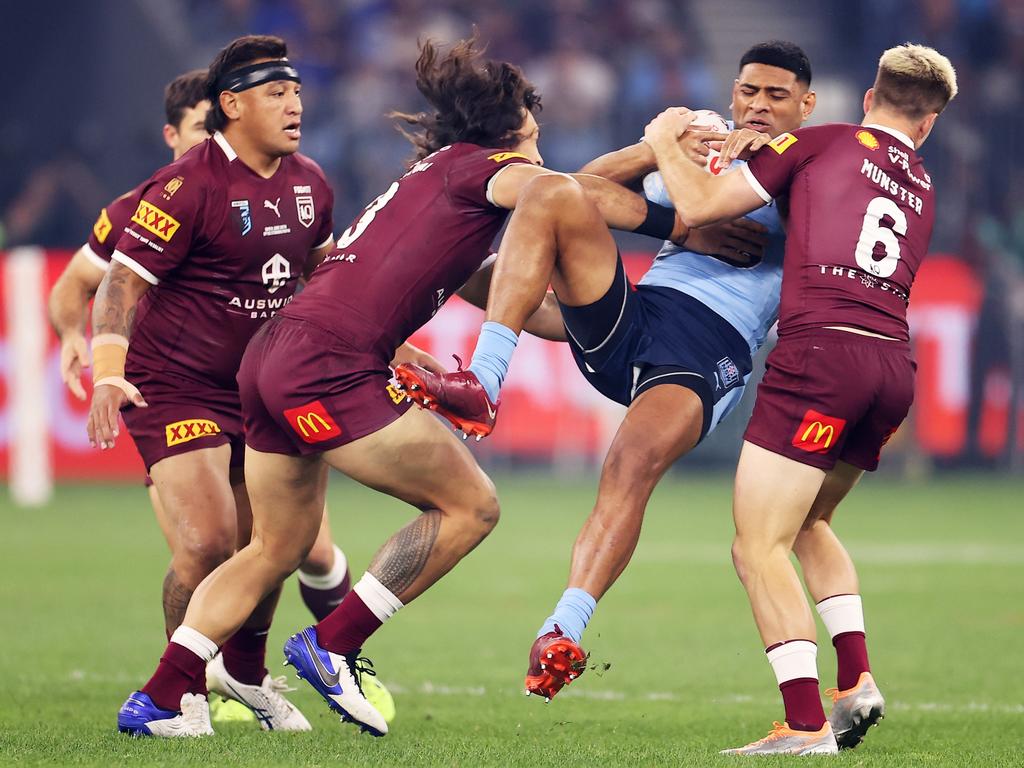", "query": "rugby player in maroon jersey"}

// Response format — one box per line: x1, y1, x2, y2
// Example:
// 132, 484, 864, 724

642, 44, 957, 754
52, 68, 387, 730
119, 36, 693, 737
82, 37, 417, 736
